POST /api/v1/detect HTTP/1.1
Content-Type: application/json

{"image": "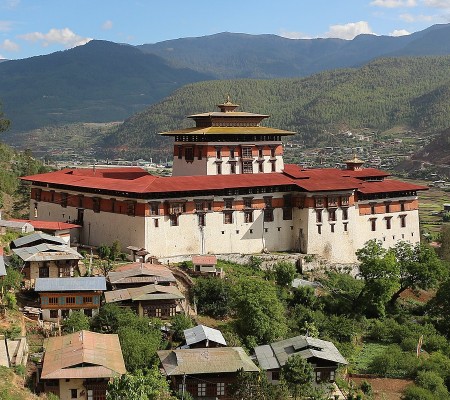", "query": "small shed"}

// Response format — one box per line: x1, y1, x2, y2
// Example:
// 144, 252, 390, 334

183, 324, 227, 348
444, 203, 450, 212
192, 255, 218, 274
0, 220, 34, 235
